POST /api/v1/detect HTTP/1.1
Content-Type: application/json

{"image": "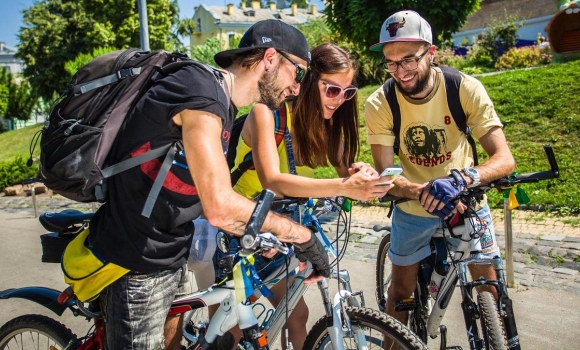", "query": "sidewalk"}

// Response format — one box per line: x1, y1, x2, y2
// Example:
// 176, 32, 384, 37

2, 193, 580, 294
